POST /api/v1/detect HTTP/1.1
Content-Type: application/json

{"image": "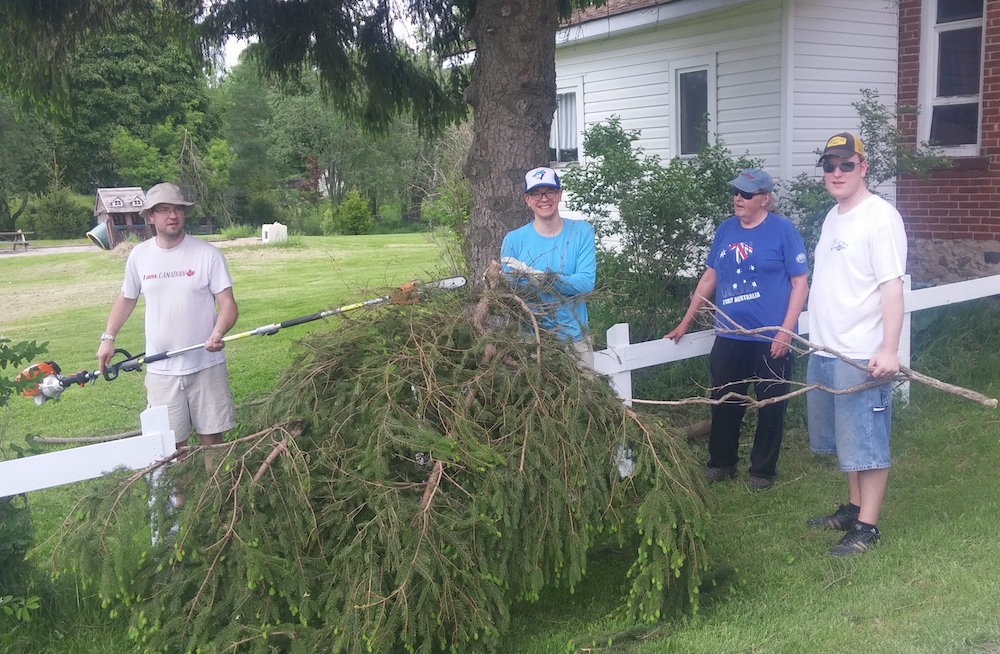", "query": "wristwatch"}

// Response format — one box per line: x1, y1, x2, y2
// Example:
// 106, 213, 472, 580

100, 332, 116, 341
